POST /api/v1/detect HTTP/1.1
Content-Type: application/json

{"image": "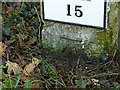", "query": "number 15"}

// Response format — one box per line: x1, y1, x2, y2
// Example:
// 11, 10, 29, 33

67, 4, 83, 17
